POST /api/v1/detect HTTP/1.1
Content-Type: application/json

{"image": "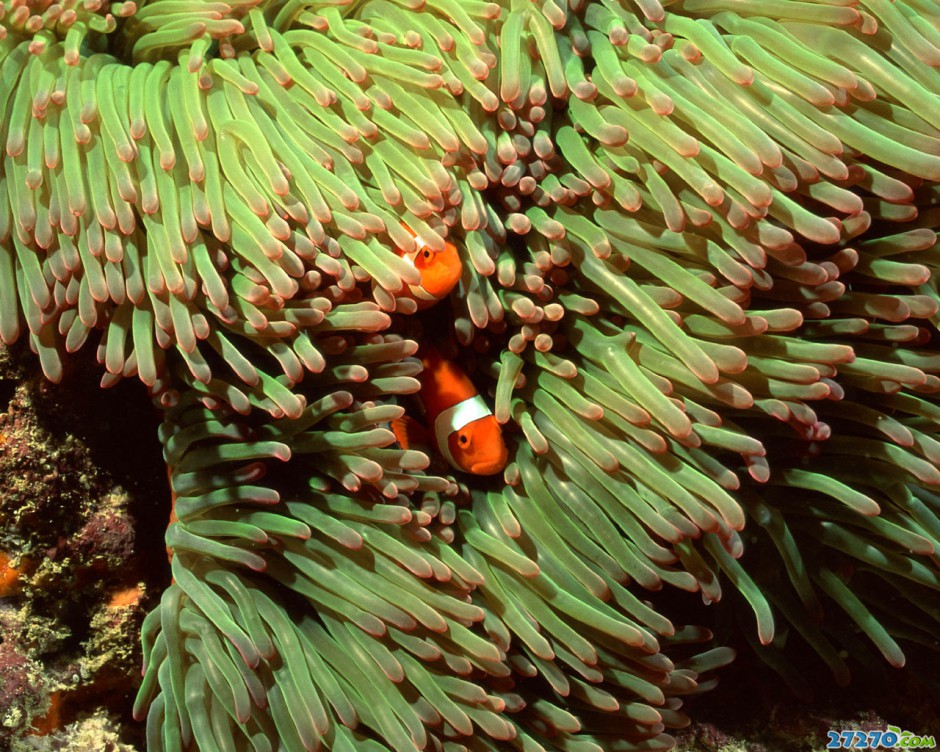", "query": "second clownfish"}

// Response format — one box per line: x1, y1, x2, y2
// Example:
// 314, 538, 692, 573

392, 345, 508, 476
396, 226, 463, 309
